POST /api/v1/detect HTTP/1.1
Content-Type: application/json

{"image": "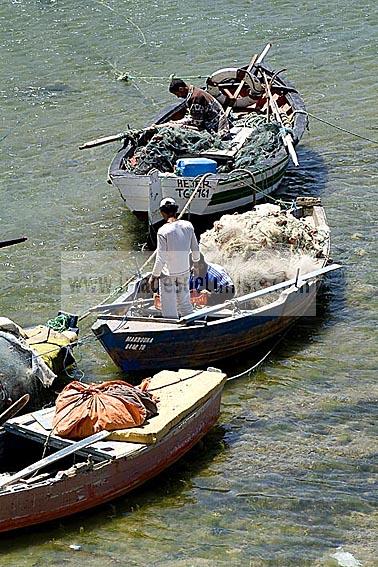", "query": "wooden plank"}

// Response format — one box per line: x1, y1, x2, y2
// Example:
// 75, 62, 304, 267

5, 409, 113, 462
31, 408, 54, 430
6, 409, 144, 460
0, 395, 30, 426
109, 369, 226, 444
180, 264, 342, 324
281, 103, 292, 114
201, 127, 254, 160
0, 237, 27, 249
263, 72, 299, 166
79, 132, 128, 150
98, 314, 181, 324
90, 299, 154, 313
225, 43, 271, 118
4, 421, 109, 462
